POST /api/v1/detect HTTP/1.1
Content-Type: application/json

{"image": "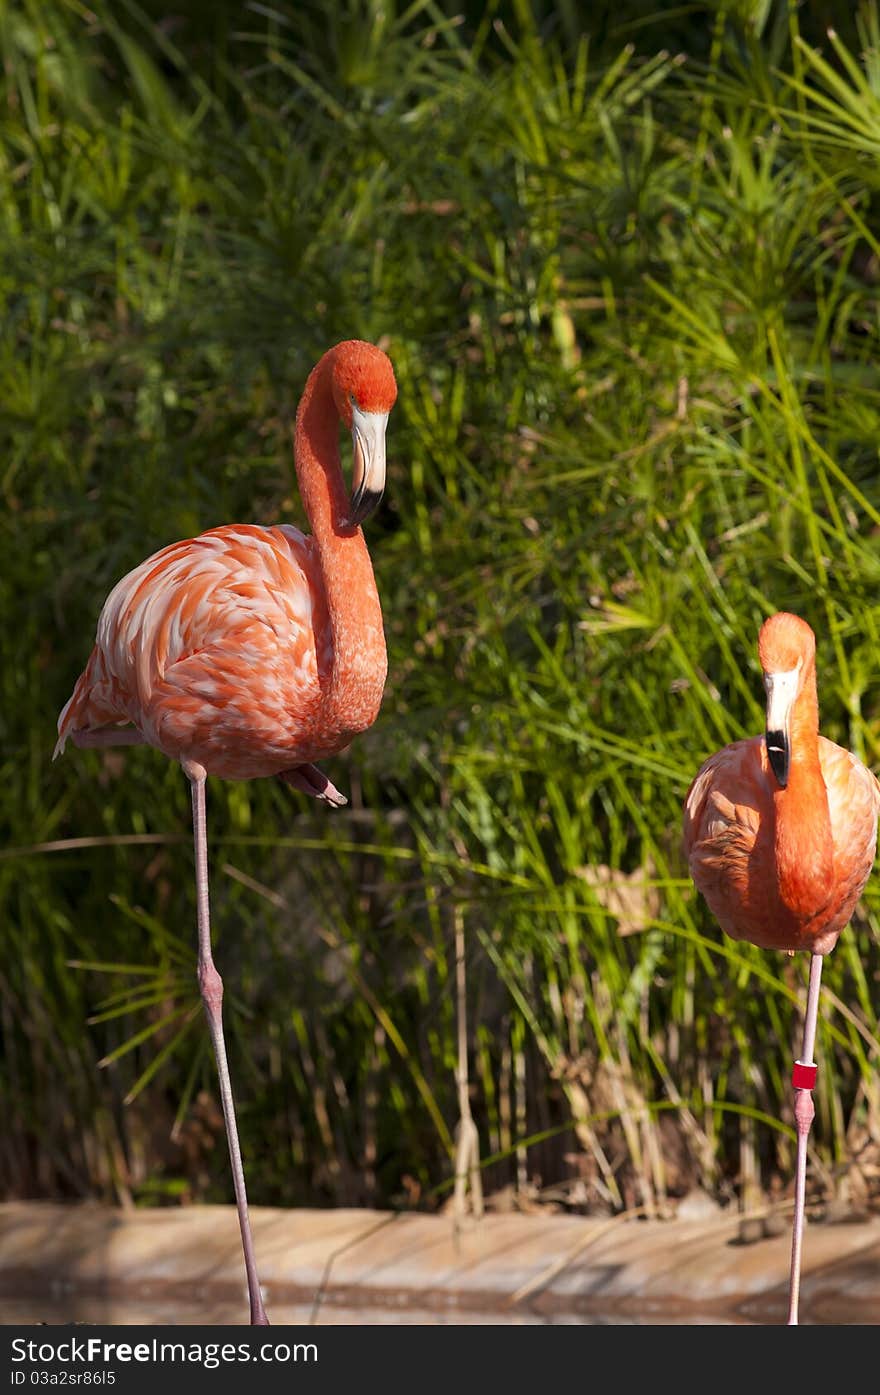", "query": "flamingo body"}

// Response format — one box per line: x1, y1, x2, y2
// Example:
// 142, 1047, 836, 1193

682, 611, 880, 1324
56, 339, 396, 792
684, 731, 880, 955
55, 521, 385, 780
54, 339, 398, 1324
